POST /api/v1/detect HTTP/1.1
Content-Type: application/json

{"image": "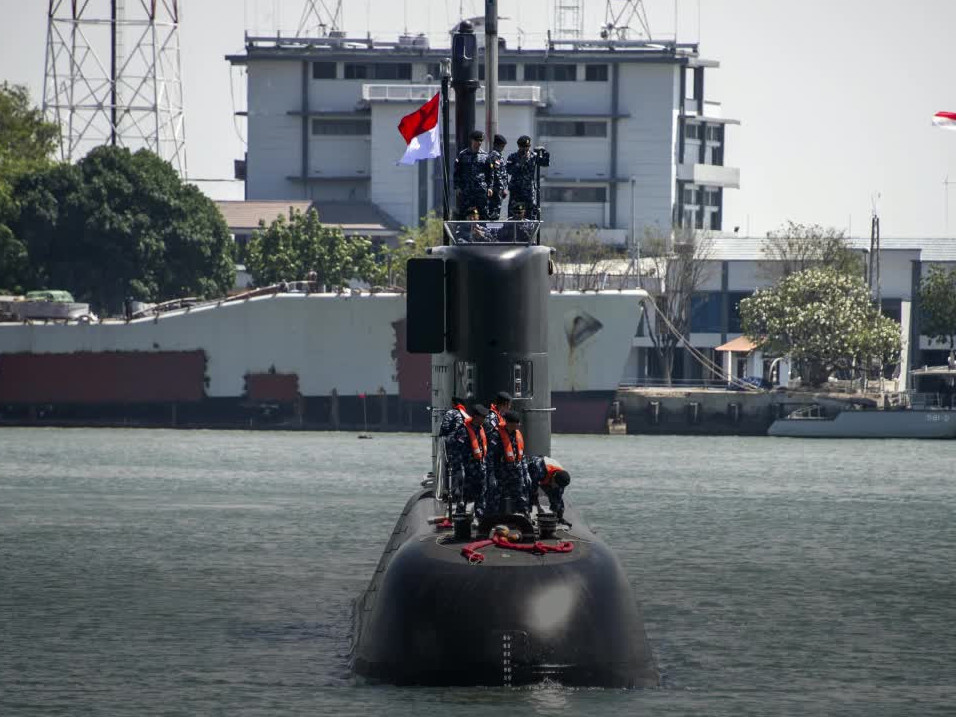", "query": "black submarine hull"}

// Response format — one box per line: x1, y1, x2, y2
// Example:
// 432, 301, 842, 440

351, 489, 659, 687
